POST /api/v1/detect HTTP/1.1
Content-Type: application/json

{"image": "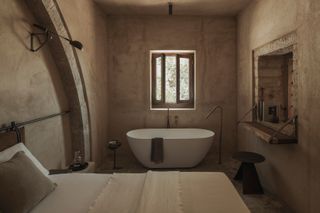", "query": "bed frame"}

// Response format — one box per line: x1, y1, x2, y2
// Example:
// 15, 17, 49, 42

0, 127, 25, 152
0, 111, 69, 152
